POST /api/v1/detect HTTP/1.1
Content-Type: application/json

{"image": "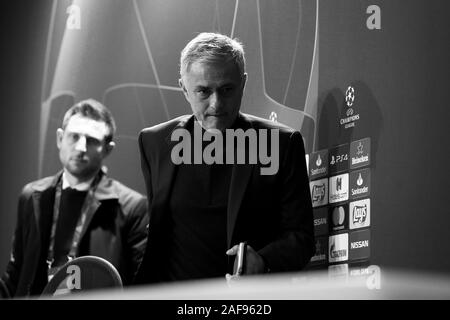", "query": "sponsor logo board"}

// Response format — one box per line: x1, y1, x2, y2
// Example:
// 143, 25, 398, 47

329, 204, 348, 233
350, 138, 370, 169
329, 144, 350, 174
310, 236, 328, 264
310, 178, 328, 208
349, 229, 371, 261
350, 168, 371, 200
309, 149, 328, 179
329, 233, 348, 263
349, 198, 370, 230
340, 86, 361, 129
329, 173, 349, 203
313, 207, 329, 236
